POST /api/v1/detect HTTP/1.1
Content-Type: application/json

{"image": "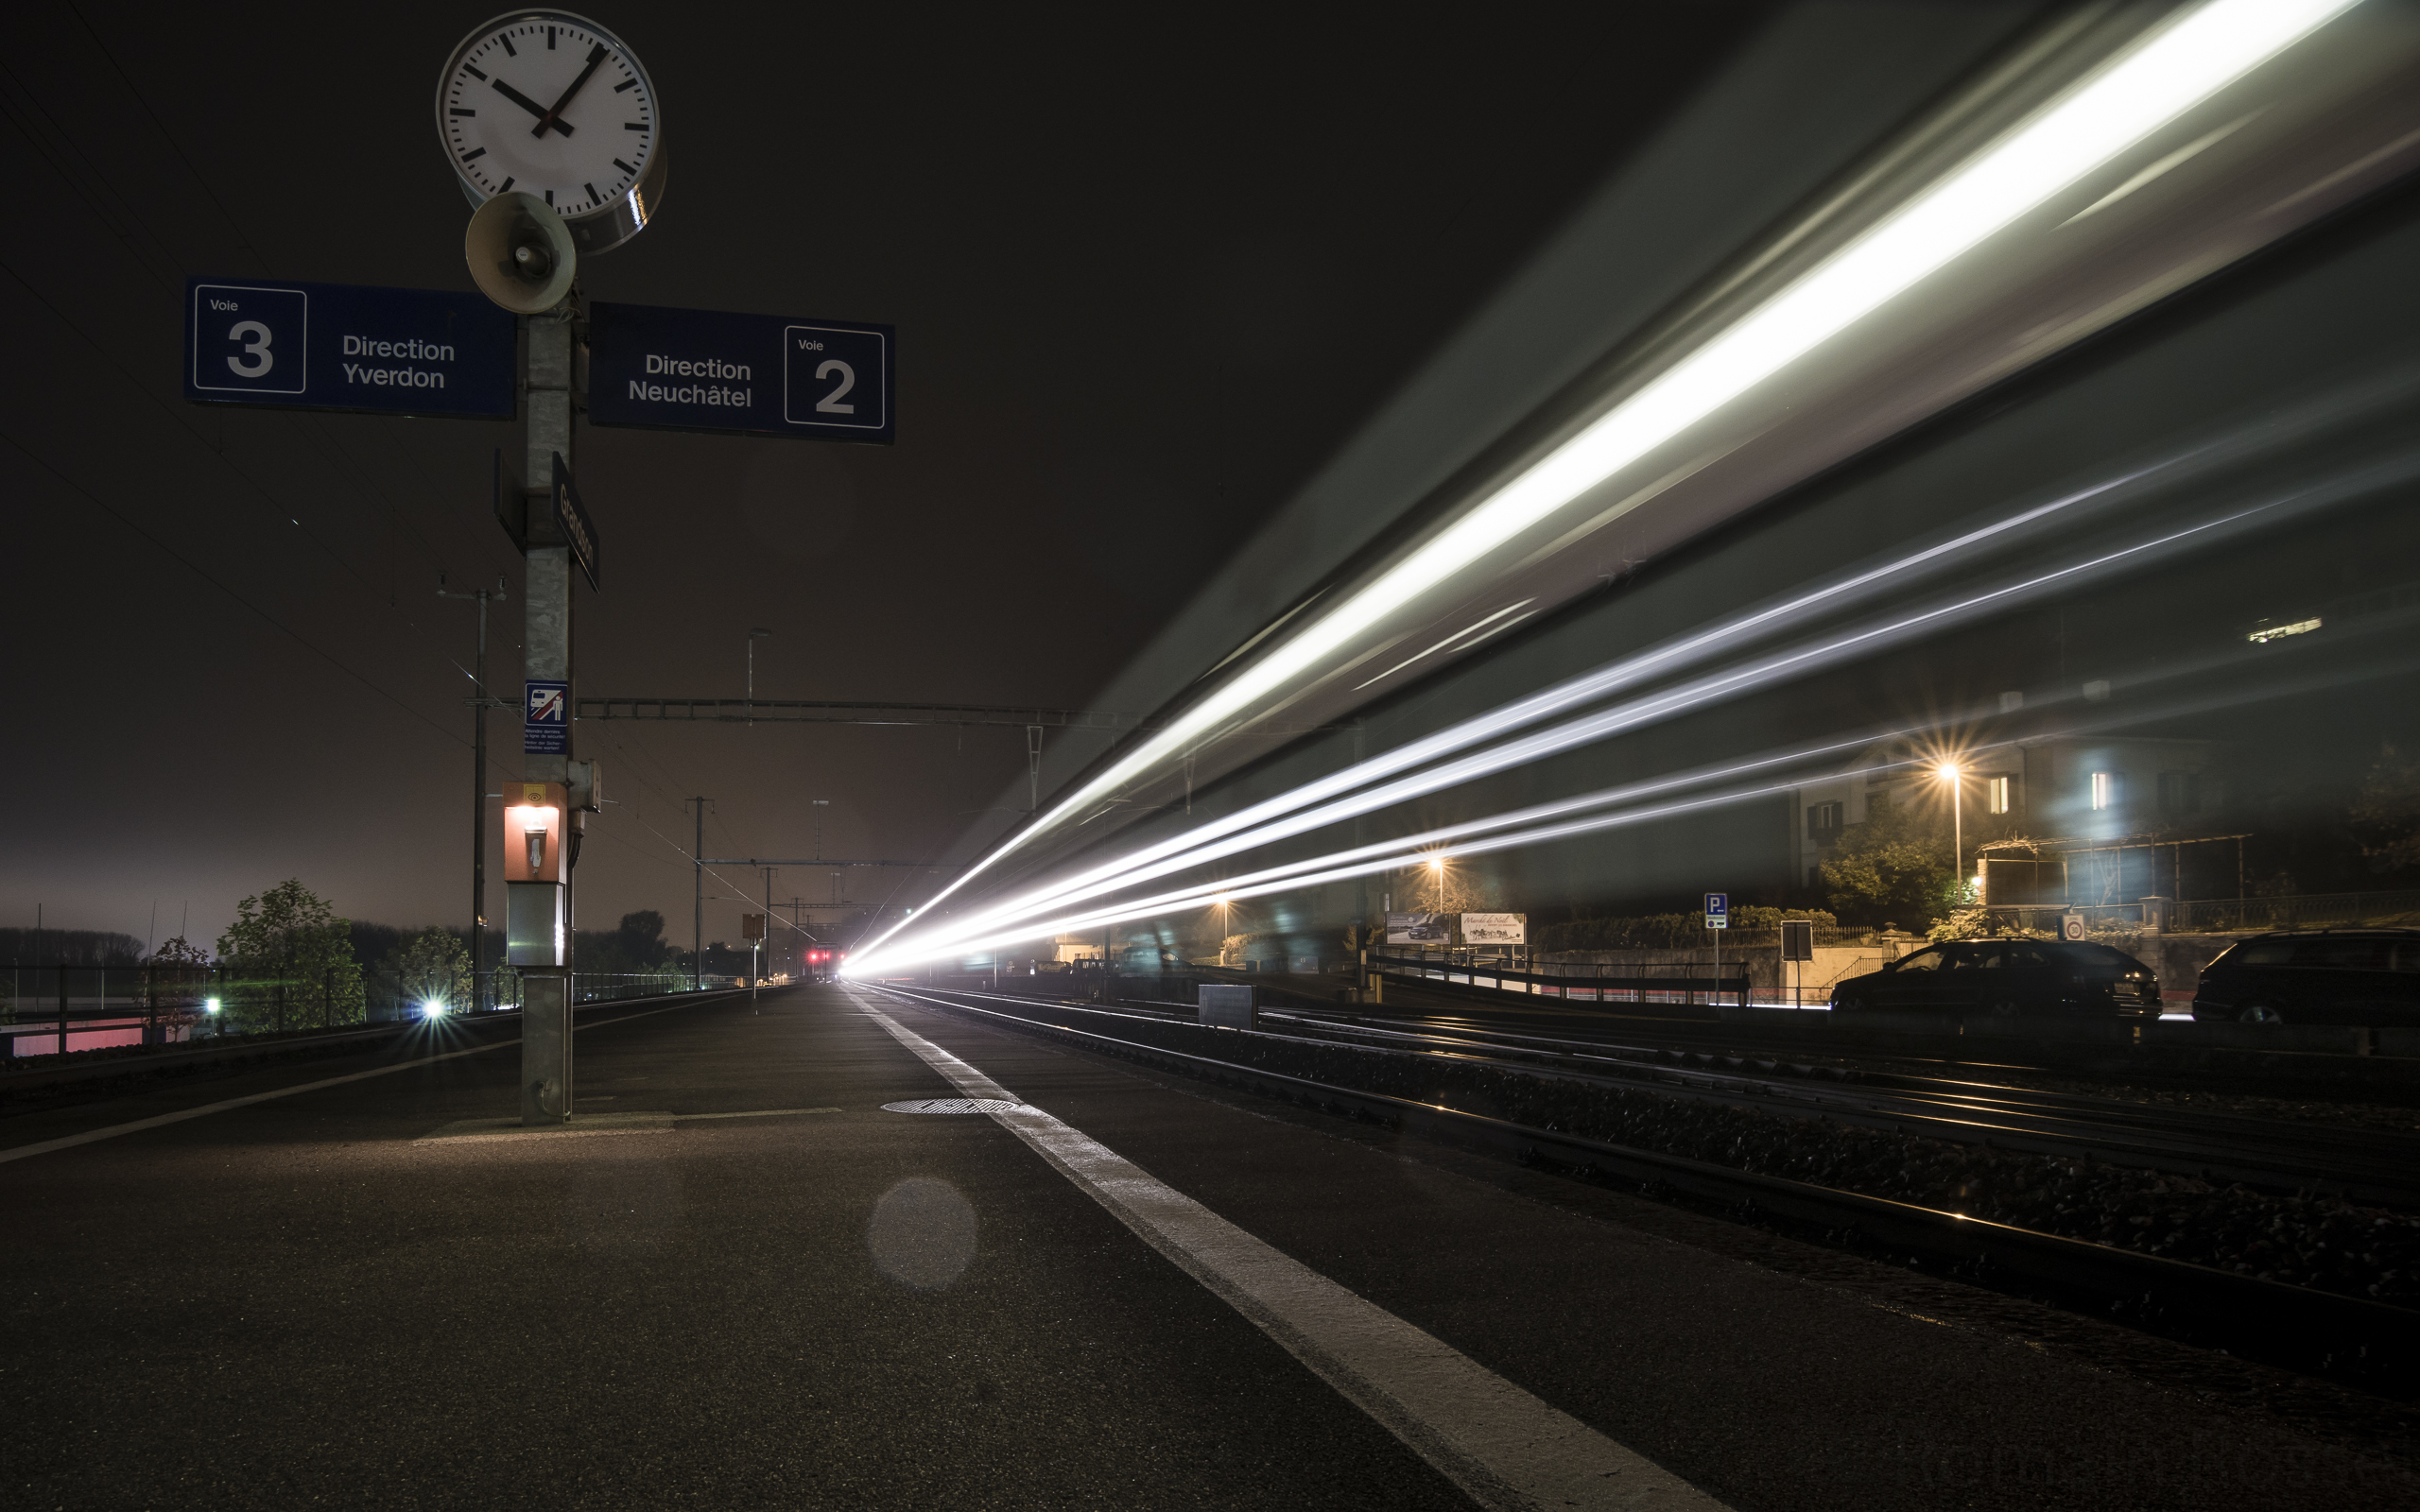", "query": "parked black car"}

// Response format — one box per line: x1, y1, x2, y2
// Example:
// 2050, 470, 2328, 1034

2189, 929, 2420, 1026
1830, 938, 2160, 1017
